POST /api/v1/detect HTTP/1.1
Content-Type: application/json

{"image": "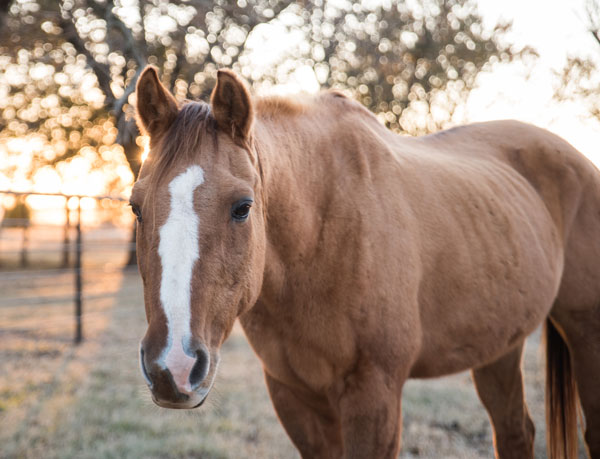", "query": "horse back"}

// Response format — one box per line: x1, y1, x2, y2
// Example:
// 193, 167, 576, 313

420, 120, 600, 305
420, 120, 596, 243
